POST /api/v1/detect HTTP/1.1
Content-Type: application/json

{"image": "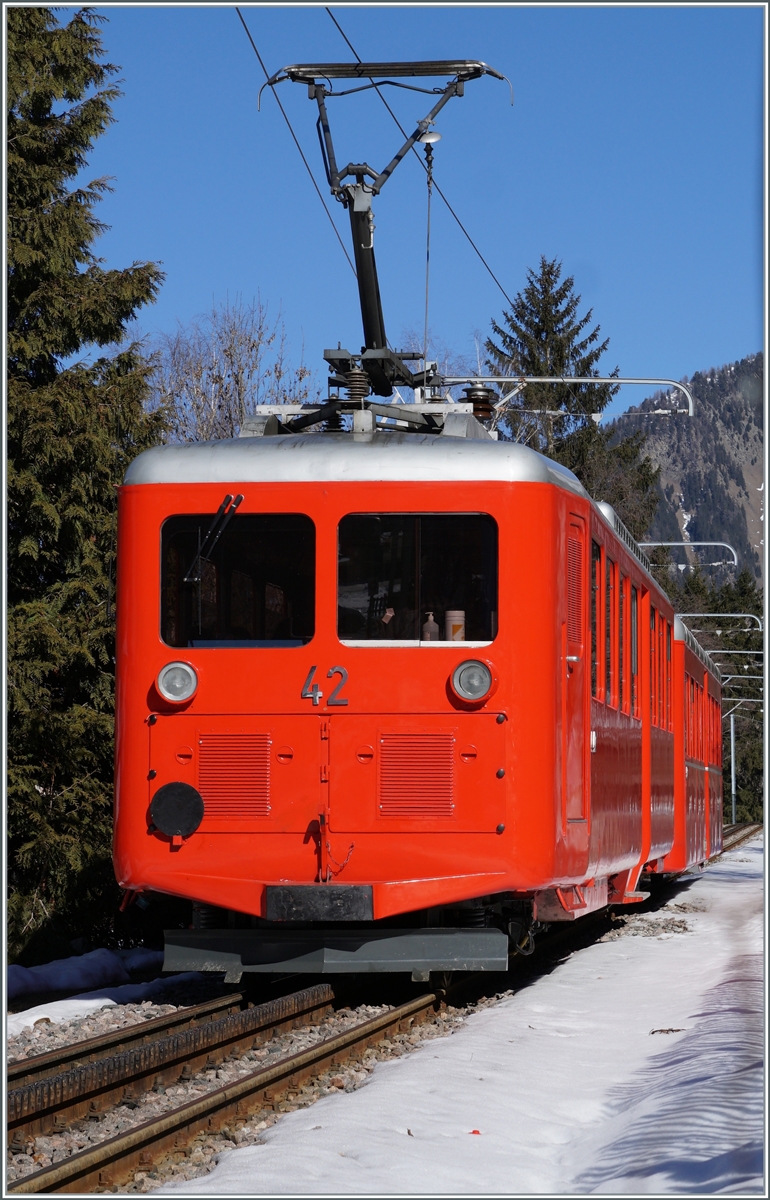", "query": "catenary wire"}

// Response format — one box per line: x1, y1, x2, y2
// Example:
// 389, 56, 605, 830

325, 6, 515, 309
235, 7, 357, 278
